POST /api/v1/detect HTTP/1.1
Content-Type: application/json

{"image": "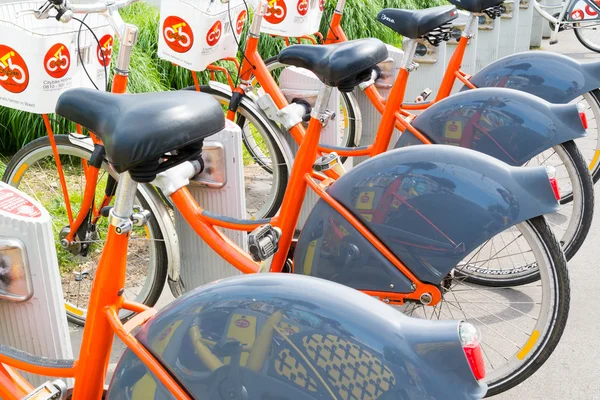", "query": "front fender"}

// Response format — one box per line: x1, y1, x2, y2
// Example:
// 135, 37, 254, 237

464, 51, 600, 103
294, 145, 558, 290
397, 87, 586, 166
